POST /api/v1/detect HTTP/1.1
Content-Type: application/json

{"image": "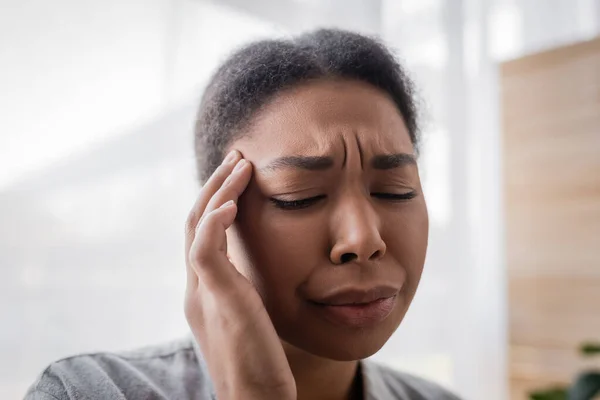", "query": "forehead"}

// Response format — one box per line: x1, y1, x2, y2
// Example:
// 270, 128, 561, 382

233, 79, 414, 158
